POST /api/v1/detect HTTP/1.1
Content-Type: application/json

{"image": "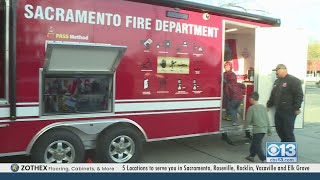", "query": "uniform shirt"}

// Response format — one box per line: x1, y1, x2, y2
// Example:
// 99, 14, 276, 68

244, 104, 271, 134
267, 74, 303, 112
